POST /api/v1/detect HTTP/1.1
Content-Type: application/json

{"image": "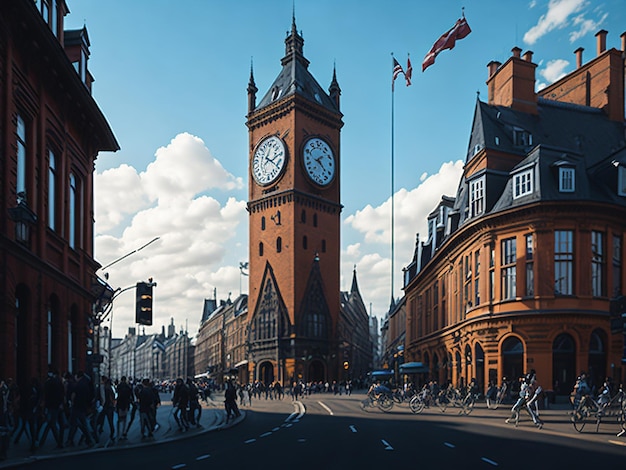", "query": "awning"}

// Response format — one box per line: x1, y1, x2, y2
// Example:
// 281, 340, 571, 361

369, 369, 394, 377
399, 362, 429, 374
234, 359, 248, 368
